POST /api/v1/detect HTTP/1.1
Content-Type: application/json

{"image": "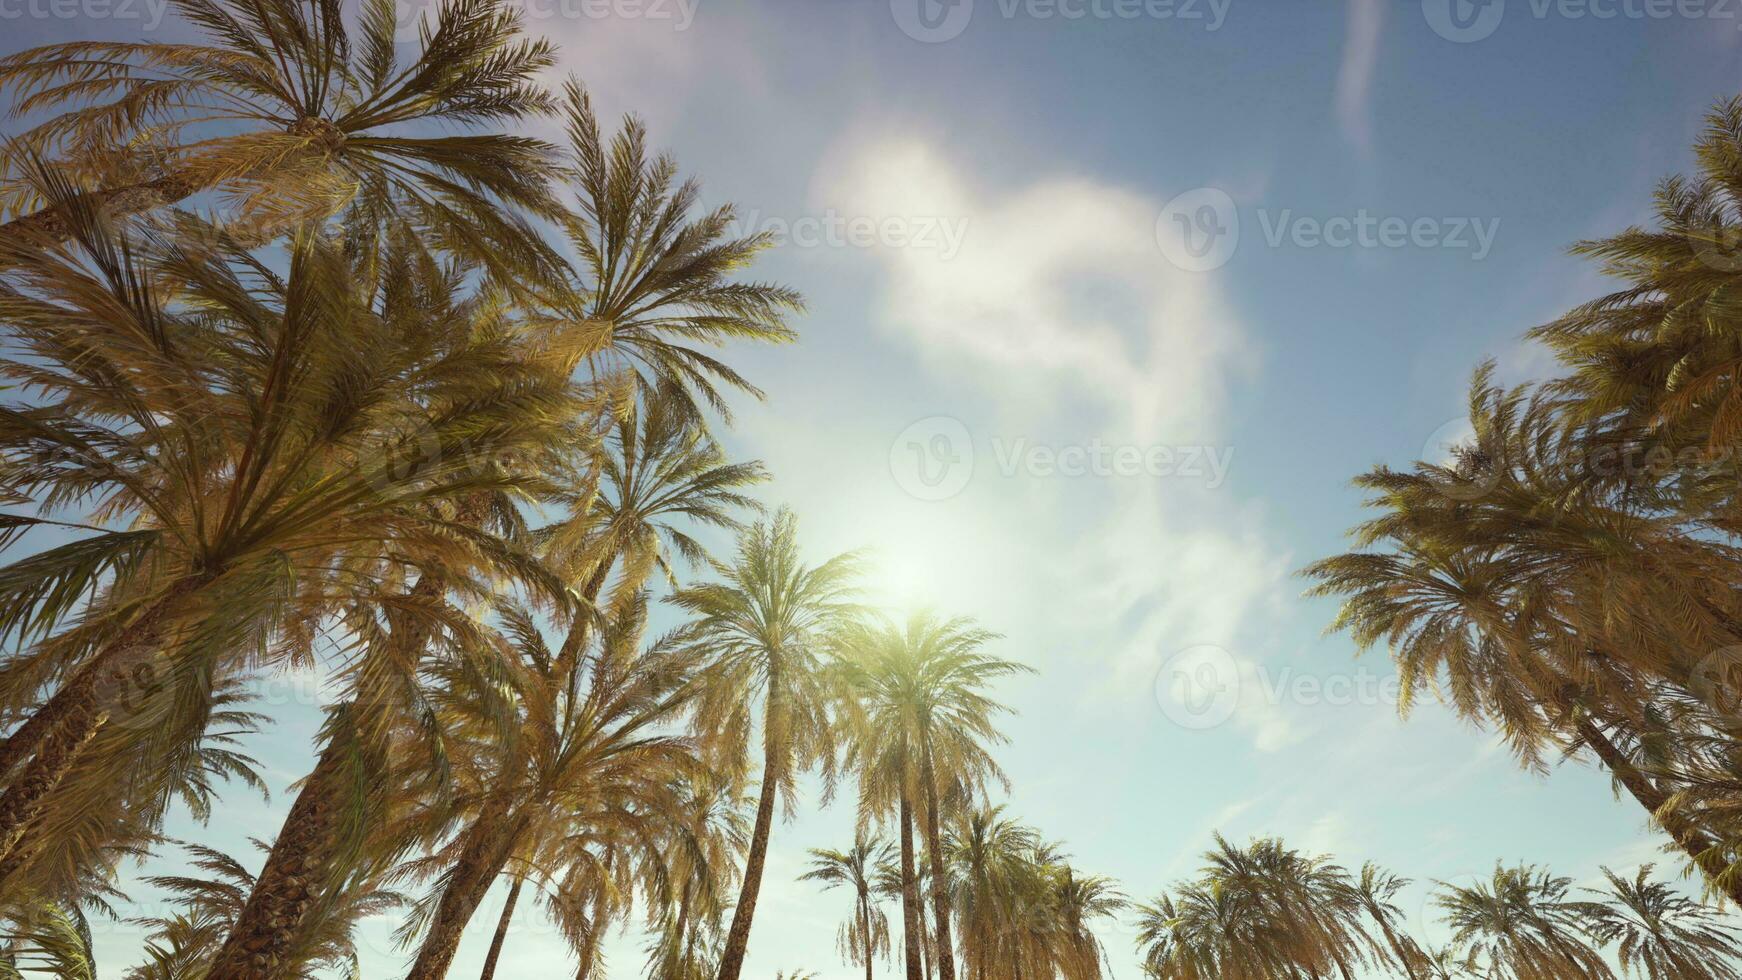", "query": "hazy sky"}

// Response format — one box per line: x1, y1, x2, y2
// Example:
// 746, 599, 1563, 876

9, 0, 1742, 976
